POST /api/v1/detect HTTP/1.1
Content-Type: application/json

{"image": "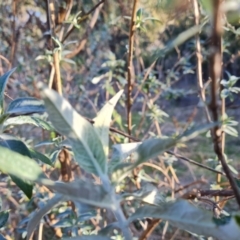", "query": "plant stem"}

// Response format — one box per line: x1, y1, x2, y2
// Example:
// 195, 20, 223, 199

139, 219, 161, 240
193, 0, 212, 122
127, 0, 138, 137
209, 0, 240, 208
113, 201, 132, 240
